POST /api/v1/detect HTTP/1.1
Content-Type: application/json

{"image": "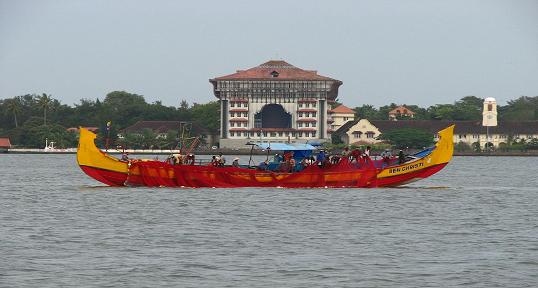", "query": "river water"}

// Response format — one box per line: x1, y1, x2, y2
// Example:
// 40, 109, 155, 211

0, 154, 537, 287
